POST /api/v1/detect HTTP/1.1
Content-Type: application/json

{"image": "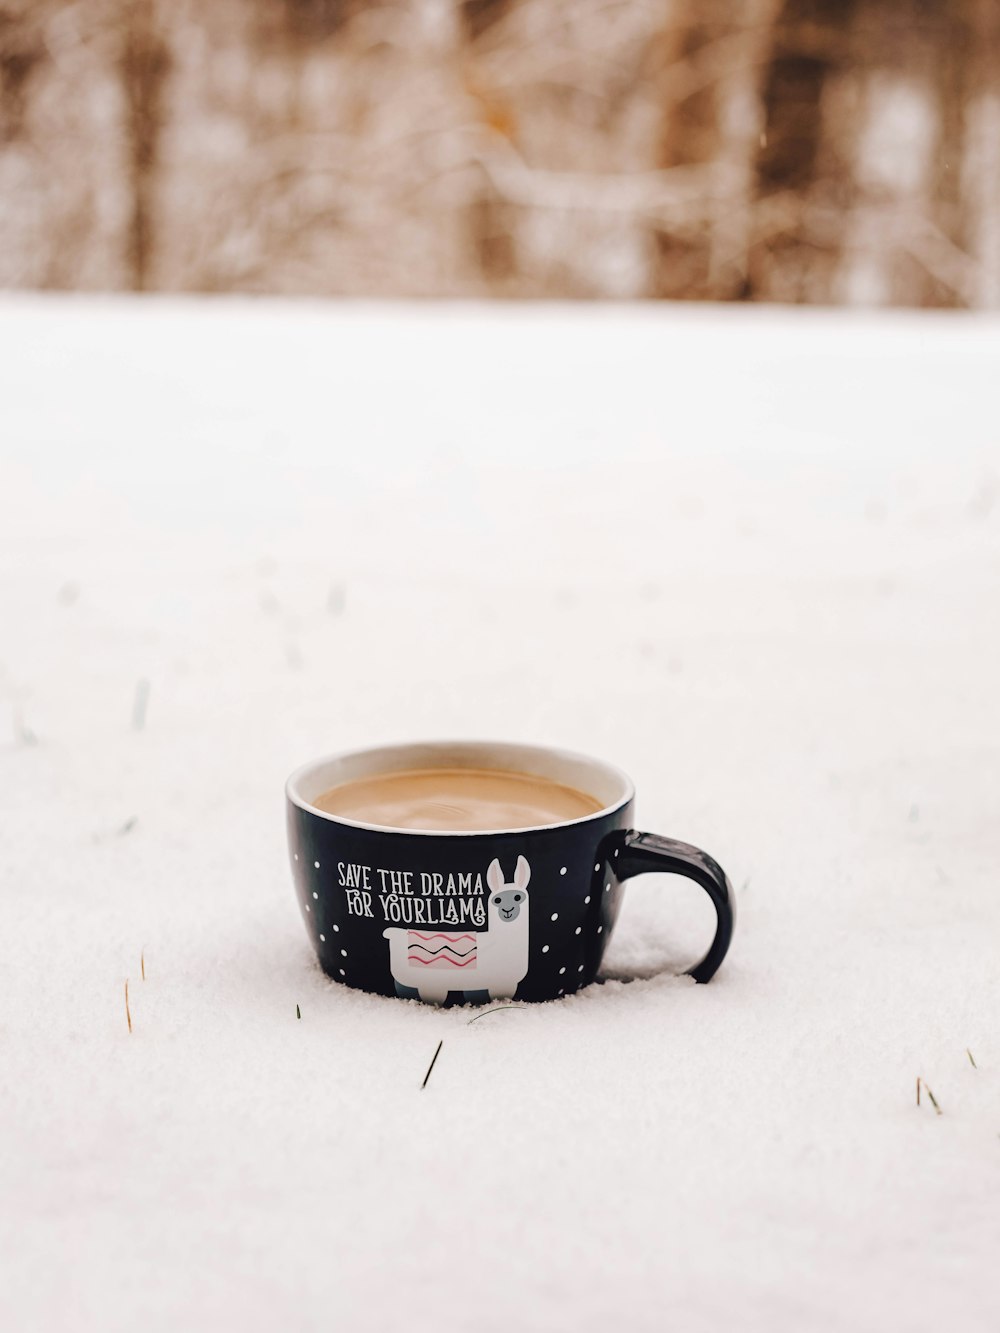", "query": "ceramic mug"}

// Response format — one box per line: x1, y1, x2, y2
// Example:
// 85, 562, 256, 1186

286, 740, 735, 1004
